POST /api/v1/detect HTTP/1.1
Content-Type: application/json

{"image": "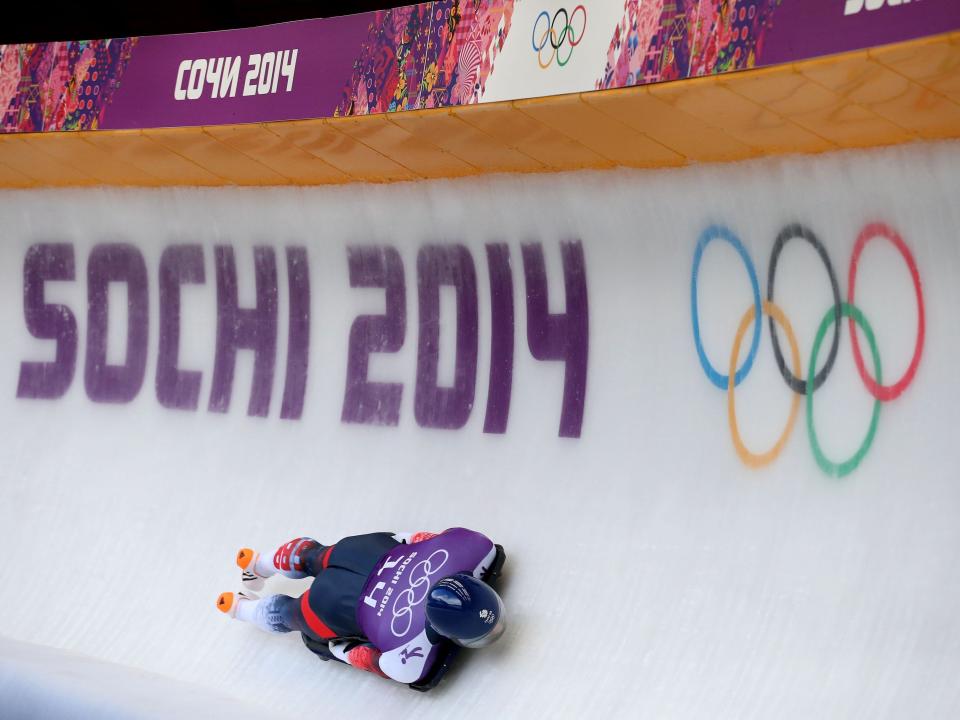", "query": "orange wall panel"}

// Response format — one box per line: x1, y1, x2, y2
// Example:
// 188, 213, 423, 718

1, 34, 957, 188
